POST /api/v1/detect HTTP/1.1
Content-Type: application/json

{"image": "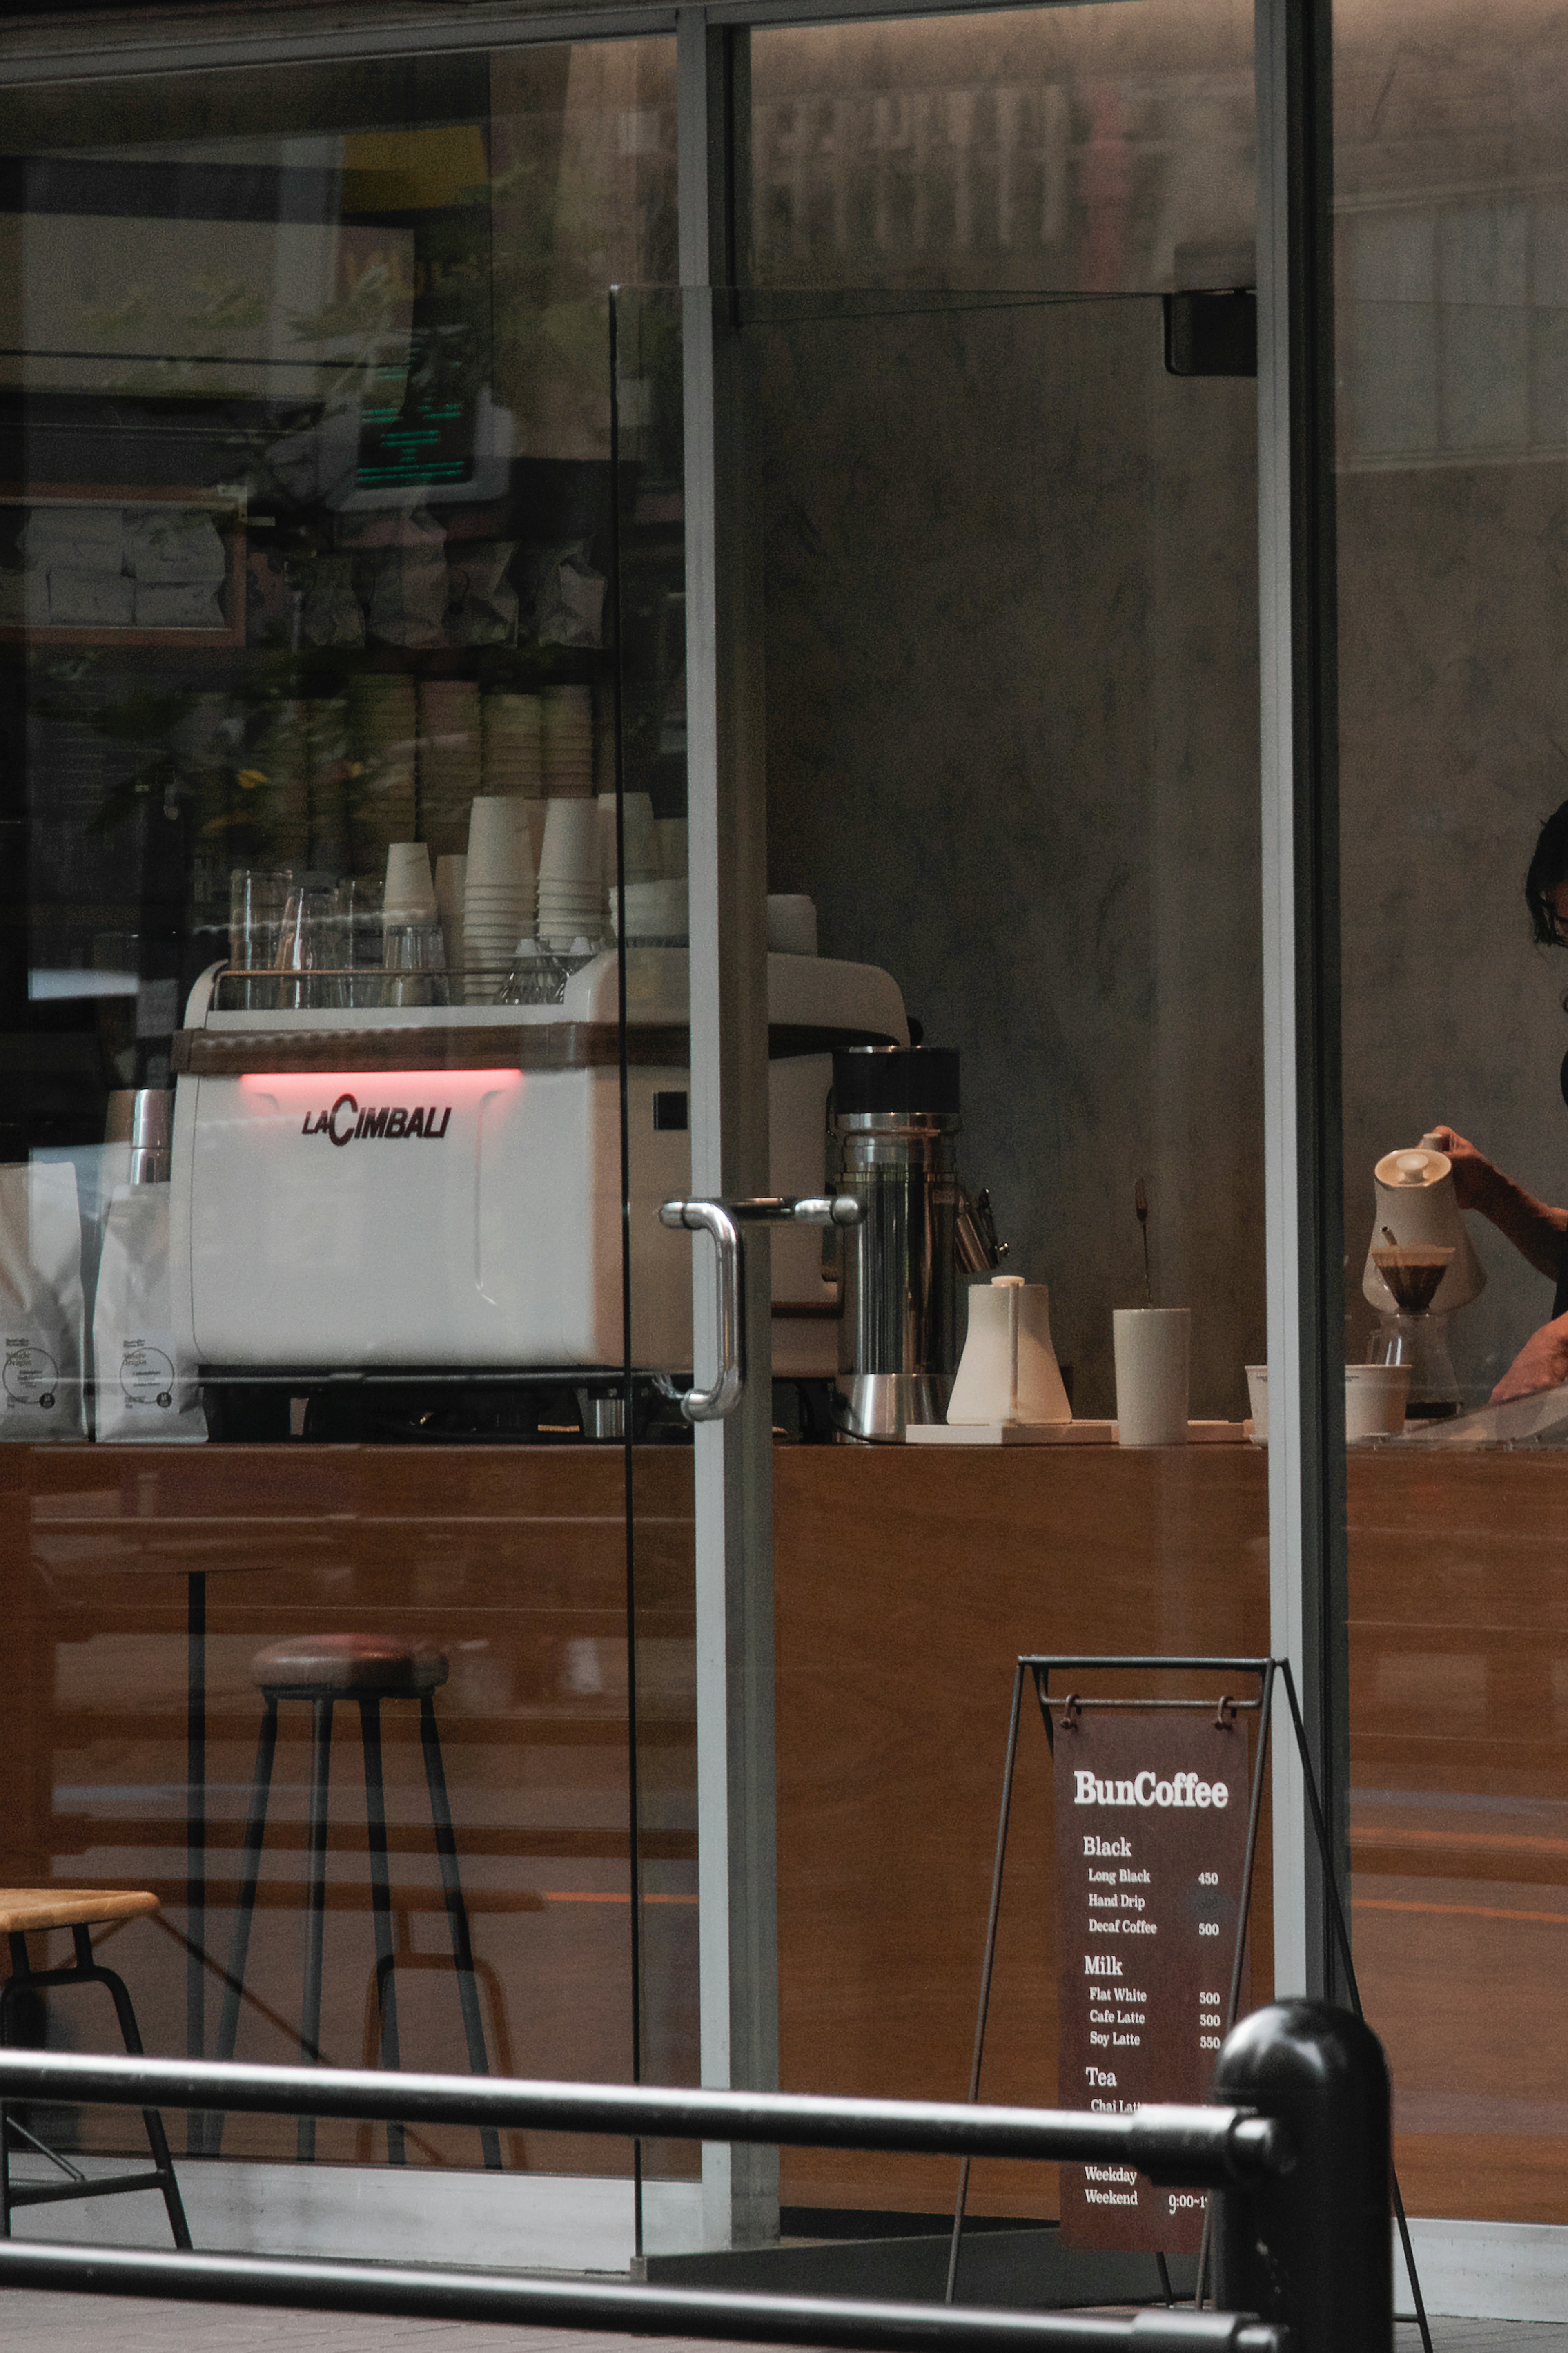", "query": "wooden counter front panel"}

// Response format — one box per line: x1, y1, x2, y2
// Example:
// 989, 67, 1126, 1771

4, 1436, 1567, 2231
1346, 1451, 1568, 2225
771, 1446, 1271, 2217
0, 1445, 697, 2176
